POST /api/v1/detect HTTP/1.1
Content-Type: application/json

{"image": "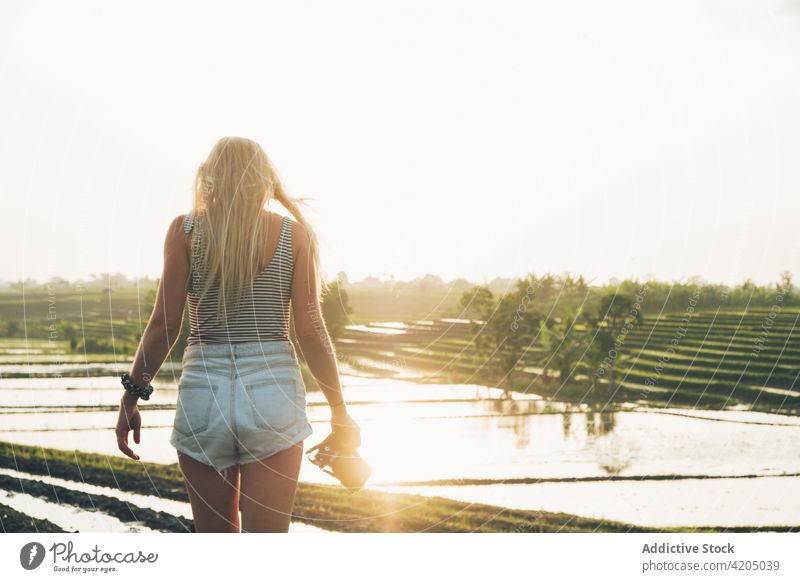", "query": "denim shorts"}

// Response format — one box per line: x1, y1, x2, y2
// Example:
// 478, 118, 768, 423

168, 340, 313, 477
